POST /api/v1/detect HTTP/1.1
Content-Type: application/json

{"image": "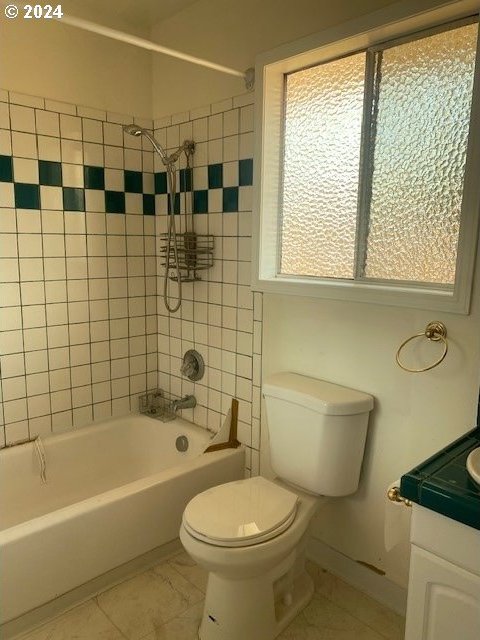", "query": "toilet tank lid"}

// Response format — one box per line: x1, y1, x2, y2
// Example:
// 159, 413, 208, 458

263, 372, 374, 416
